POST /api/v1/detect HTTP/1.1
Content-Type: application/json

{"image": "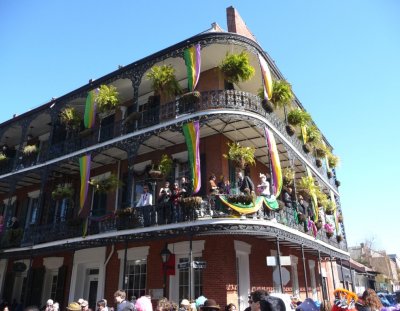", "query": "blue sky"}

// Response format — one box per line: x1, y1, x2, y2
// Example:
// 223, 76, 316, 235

1, 1, 399, 255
